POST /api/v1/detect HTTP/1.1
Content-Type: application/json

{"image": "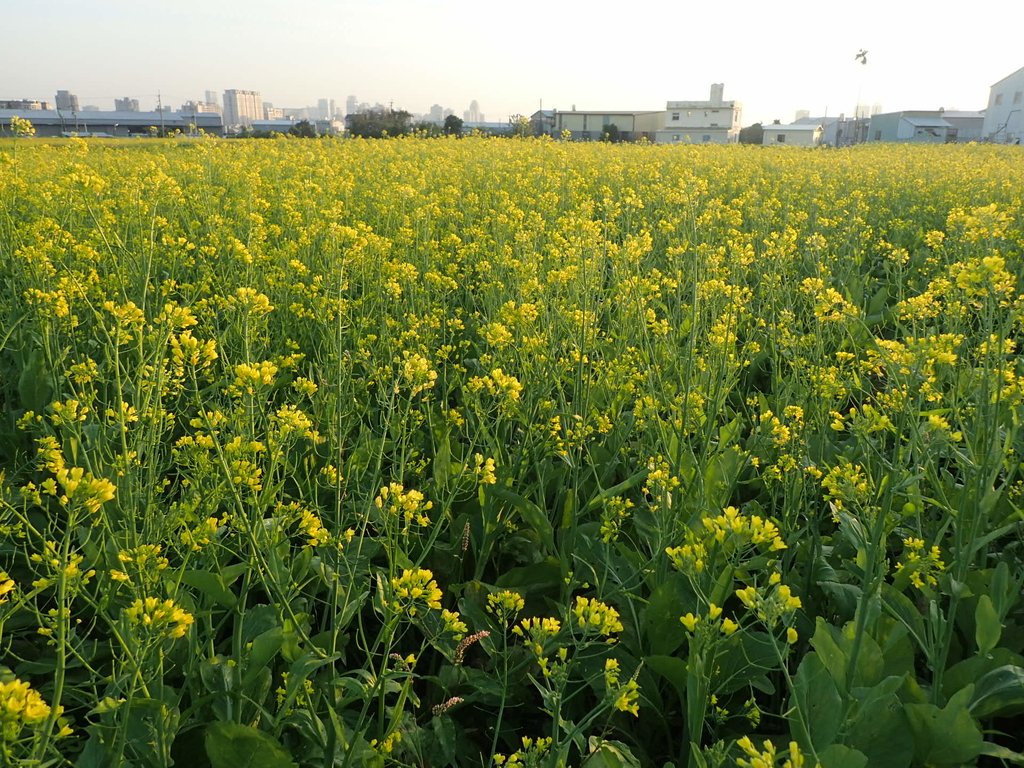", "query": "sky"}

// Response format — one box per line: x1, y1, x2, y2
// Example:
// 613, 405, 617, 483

3, 0, 1023, 125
